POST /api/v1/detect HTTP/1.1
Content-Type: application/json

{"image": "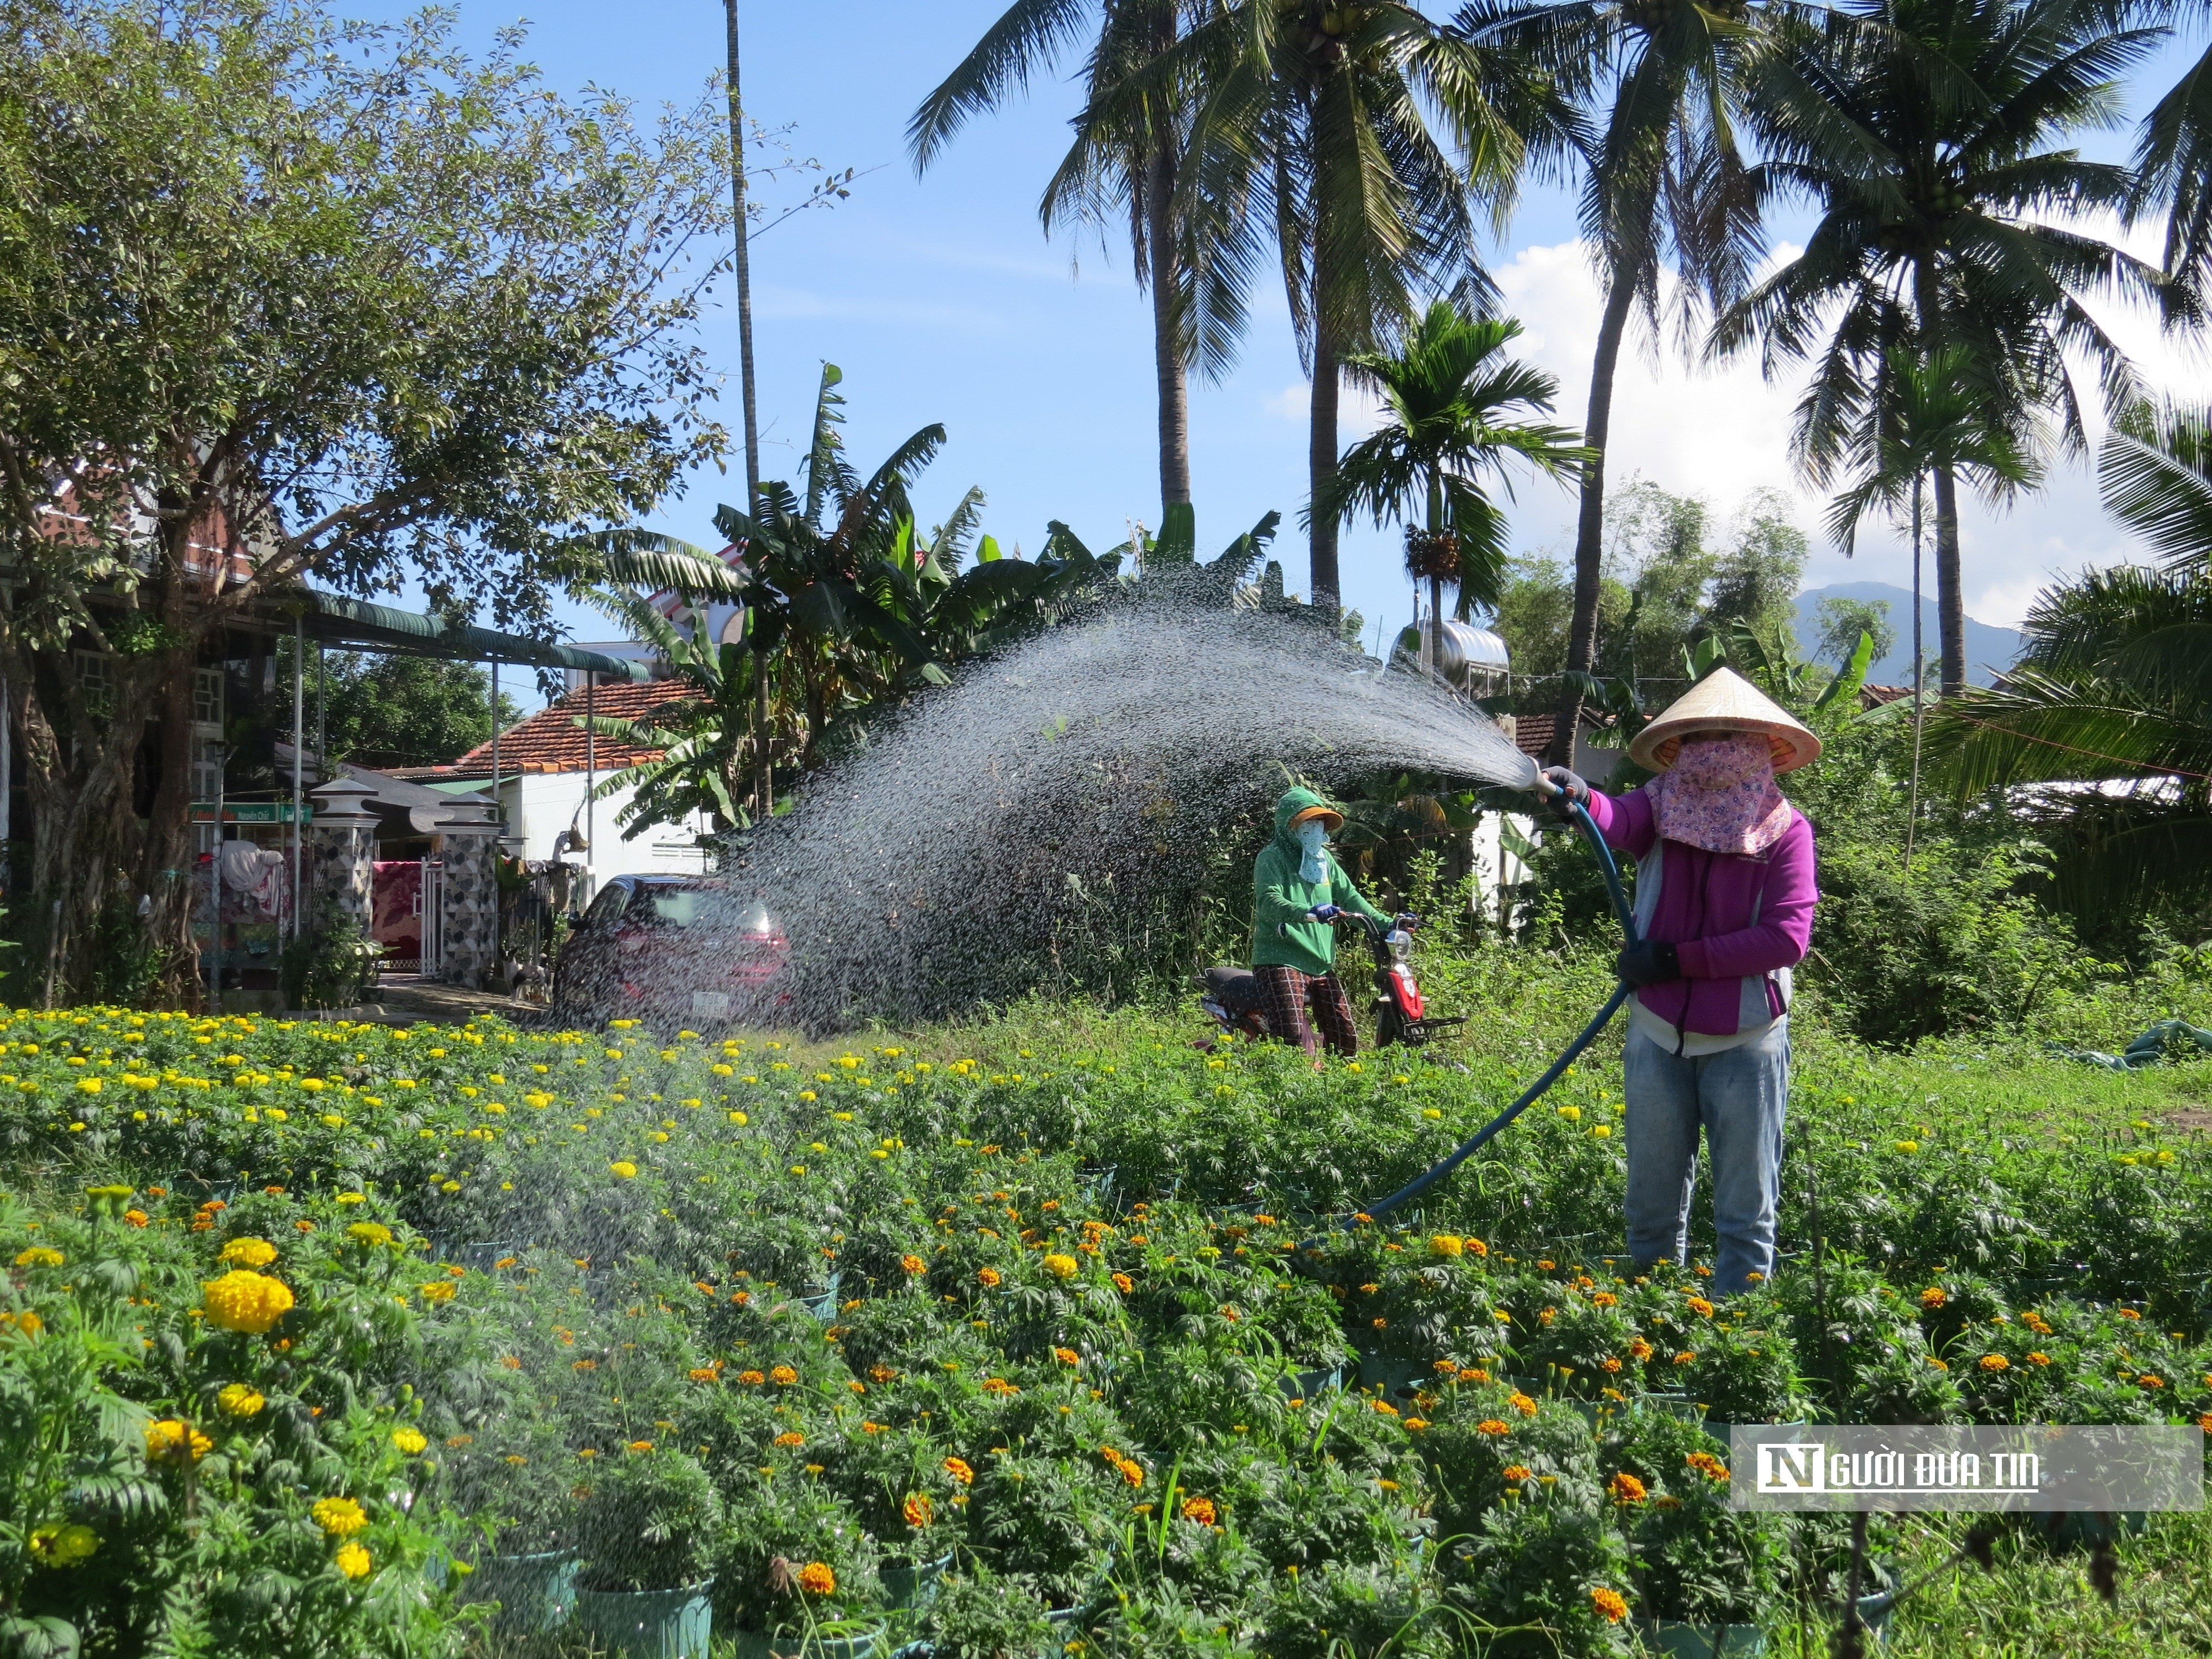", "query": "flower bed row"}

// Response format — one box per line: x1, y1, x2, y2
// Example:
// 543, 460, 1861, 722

0, 1006, 2205, 1658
